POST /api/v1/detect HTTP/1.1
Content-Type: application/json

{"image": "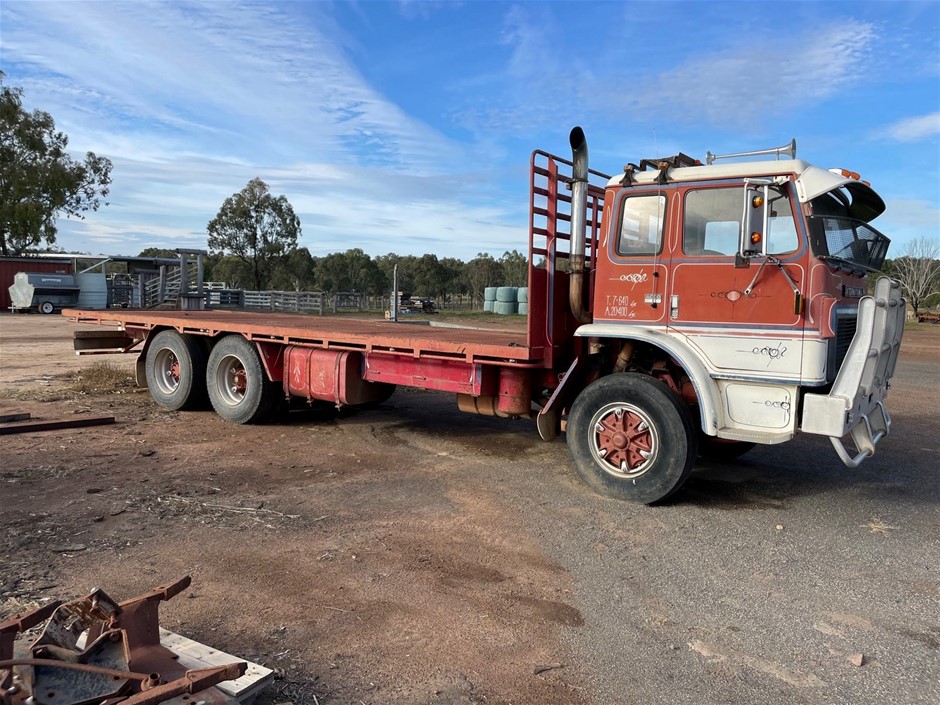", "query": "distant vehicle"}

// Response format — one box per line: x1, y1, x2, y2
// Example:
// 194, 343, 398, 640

396, 298, 437, 314
8, 272, 80, 313
64, 127, 904, 503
